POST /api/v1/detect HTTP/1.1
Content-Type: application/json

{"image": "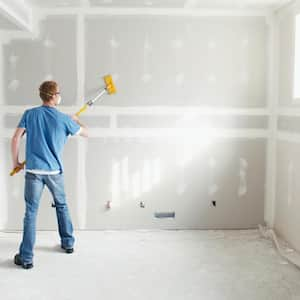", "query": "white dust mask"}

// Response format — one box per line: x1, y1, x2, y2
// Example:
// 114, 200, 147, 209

57, 95, 62, 105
